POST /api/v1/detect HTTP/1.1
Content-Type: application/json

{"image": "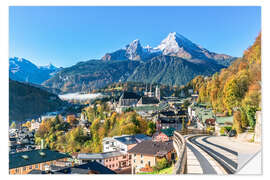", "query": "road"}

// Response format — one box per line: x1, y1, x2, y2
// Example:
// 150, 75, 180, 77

185, 135, 243, 174
205, 136, 261, 171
